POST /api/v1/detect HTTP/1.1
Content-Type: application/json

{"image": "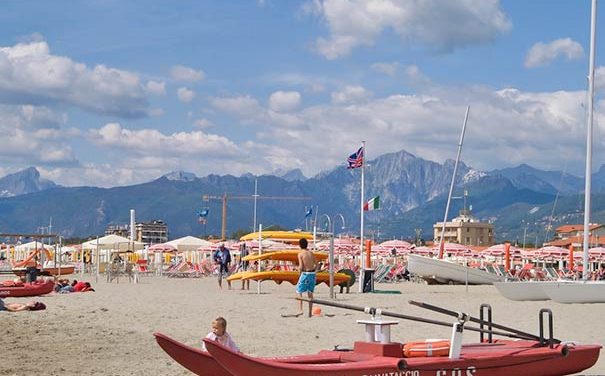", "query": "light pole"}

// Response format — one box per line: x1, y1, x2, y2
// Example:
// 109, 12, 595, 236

320, 214, 335, 299
522, 221, 528, 251
335, 214, 346, 236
